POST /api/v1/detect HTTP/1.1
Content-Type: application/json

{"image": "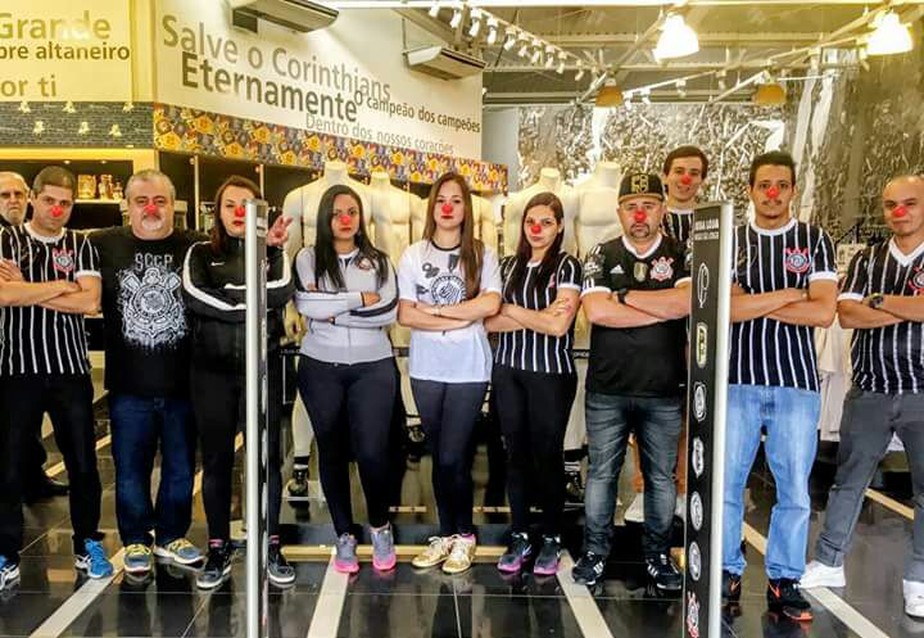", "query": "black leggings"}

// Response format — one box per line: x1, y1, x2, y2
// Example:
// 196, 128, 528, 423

411, 379, 488, 537
297, 356, 398, 536
190, 355, 283, 542
492, 366, 576, 536
0, 374, 102, 559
